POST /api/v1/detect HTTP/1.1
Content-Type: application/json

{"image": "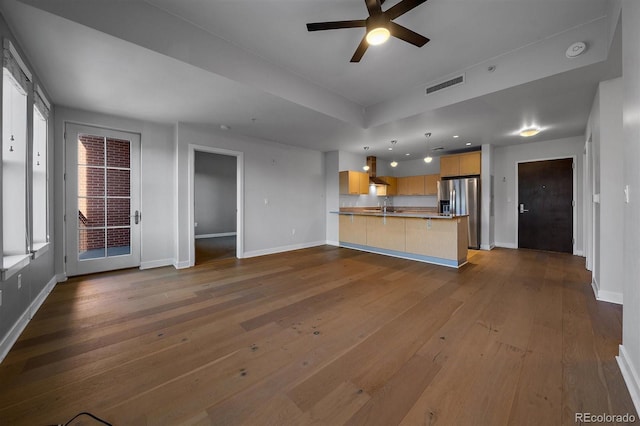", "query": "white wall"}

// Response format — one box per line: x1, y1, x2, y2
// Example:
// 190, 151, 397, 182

619, 0, 640, 413
587, 78, 624, 303
481, 144, 495, 250
493, 136, 584, 252
194, 152, 236, 236
175, 123, 326, 265
54, 107, 176, 271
